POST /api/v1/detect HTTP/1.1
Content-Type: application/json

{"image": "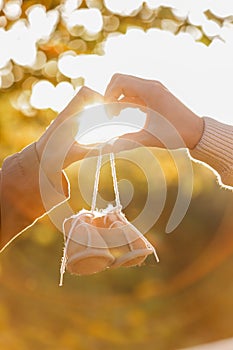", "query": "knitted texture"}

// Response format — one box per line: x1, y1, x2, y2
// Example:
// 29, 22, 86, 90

190, 117, 233, 187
